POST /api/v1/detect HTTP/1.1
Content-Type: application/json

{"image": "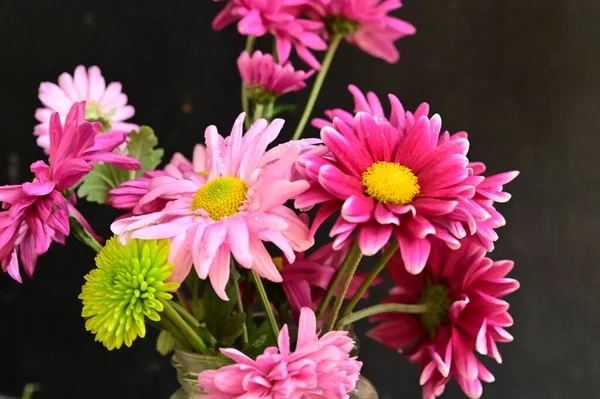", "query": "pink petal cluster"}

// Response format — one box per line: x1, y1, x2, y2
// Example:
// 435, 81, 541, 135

367, 238, 519, 399
308, 0, 415, 63
0, 102, 140, 281
111, 114, 314, 299
296, 86, 517, 274
281, 238, 381, 314
238, 50, 313, 100
213, 0, 327, 69
108, 144, 209, 215
199, 307, 362, 398
34, 66, 138, 152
